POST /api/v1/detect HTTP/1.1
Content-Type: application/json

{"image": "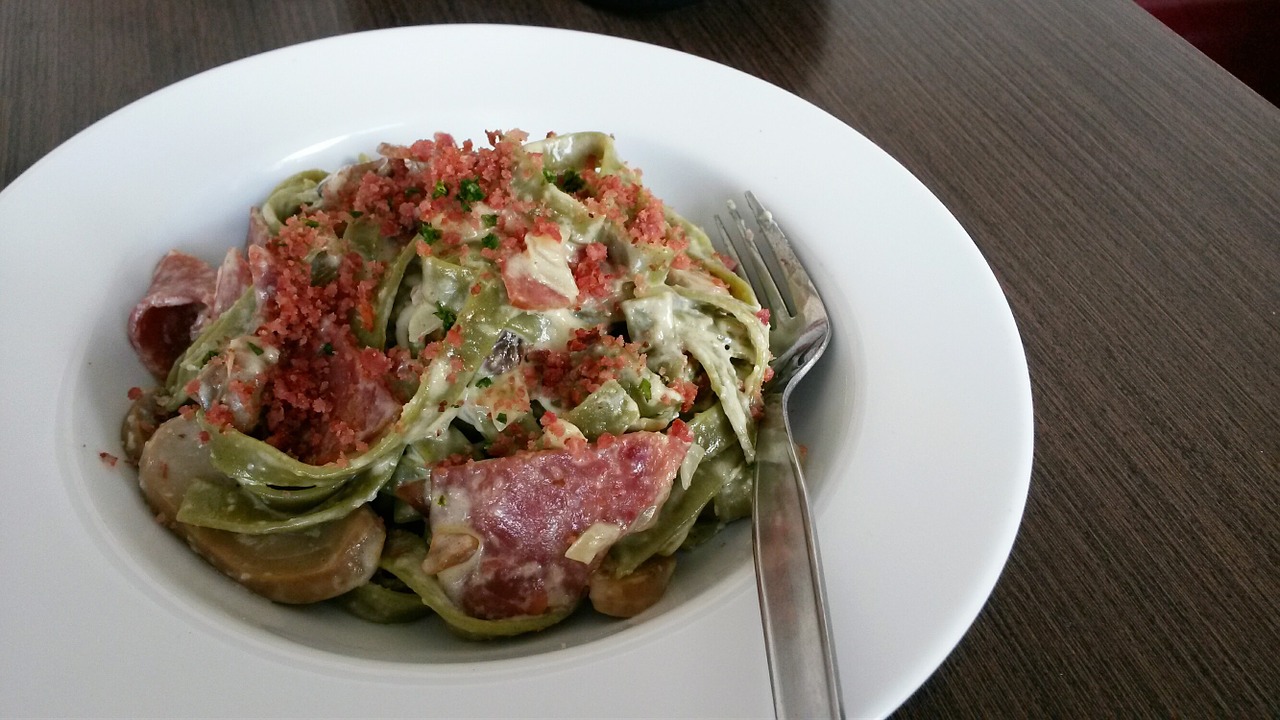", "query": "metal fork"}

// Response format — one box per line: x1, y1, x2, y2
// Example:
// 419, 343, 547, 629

717, 192, 841, 719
